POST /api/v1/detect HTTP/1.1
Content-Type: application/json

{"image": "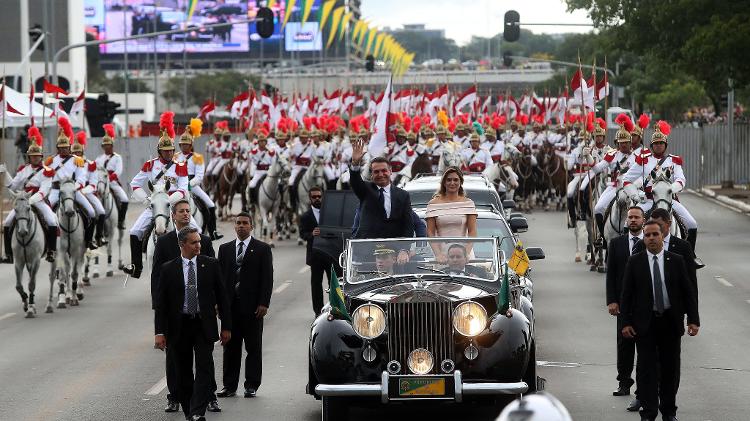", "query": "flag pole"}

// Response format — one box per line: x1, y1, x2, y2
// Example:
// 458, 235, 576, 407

1, 73, 6, 252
